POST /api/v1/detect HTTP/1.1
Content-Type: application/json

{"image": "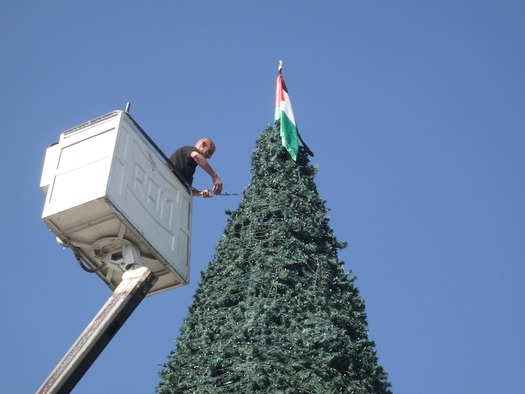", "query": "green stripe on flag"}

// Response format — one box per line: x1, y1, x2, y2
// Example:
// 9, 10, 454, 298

279, 110, 299, 161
